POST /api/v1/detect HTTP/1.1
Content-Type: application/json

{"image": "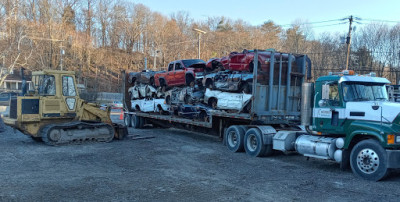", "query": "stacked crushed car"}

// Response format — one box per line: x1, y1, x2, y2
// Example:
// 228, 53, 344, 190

126, 49, 295, 121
